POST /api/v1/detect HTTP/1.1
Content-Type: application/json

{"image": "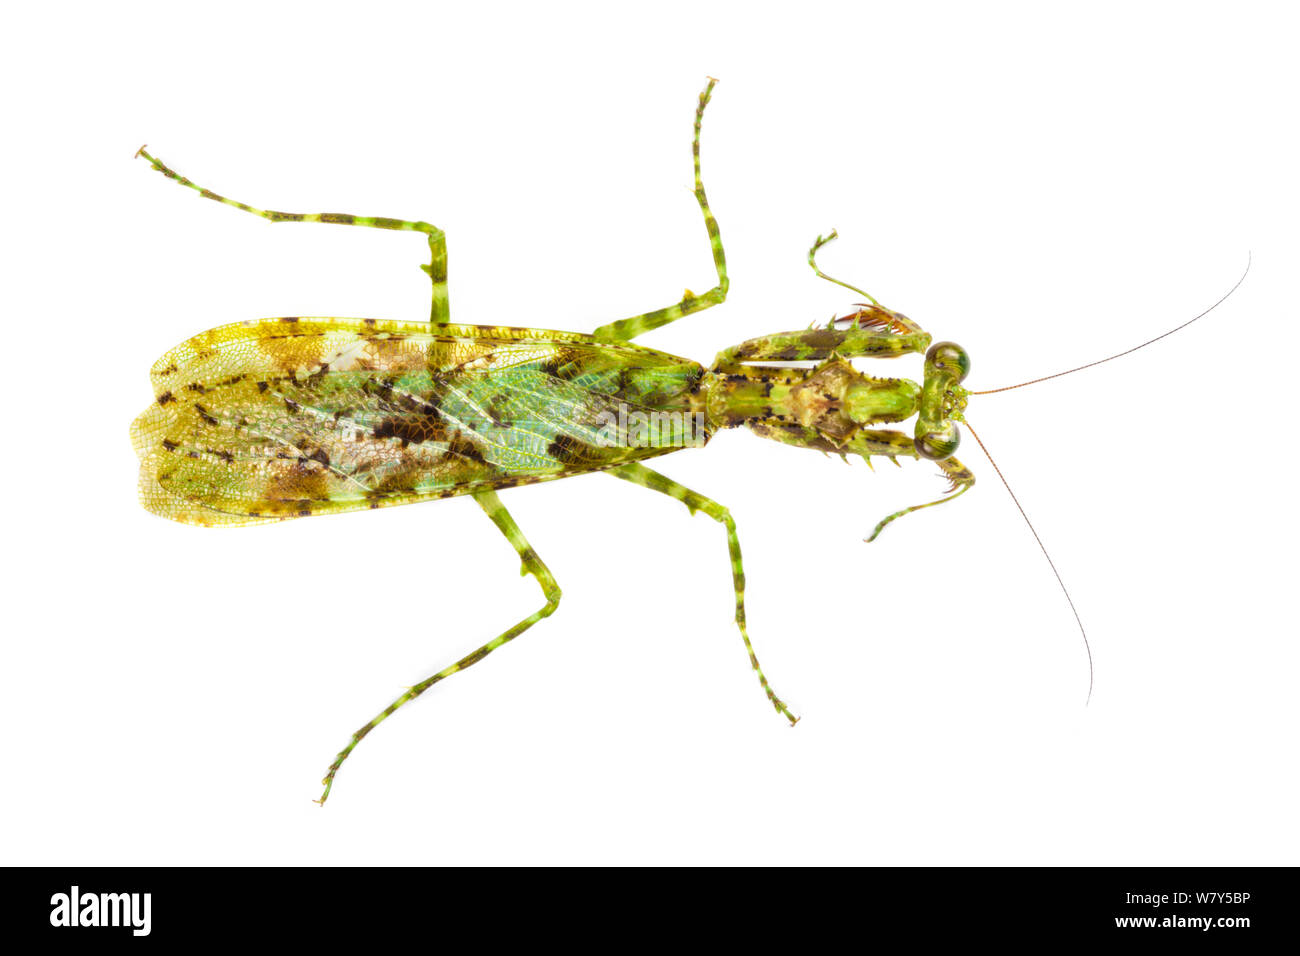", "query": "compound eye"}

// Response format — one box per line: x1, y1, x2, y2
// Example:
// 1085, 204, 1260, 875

926, 342, 970, 384
915, 421, 961, 460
